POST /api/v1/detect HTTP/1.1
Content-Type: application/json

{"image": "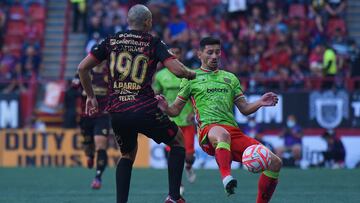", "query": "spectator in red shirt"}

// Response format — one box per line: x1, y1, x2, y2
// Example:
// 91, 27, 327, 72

309, 43, 325, 76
